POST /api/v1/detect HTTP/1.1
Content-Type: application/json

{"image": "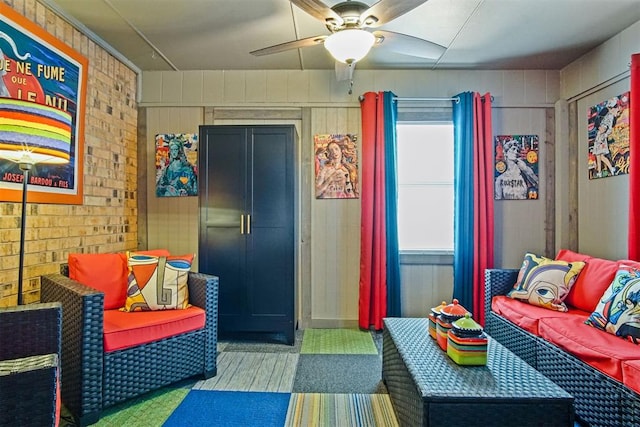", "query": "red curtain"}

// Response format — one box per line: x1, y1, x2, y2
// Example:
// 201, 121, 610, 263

629, 53, 640, 260
472, 93, 495, 323
359, 92, 387, 330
